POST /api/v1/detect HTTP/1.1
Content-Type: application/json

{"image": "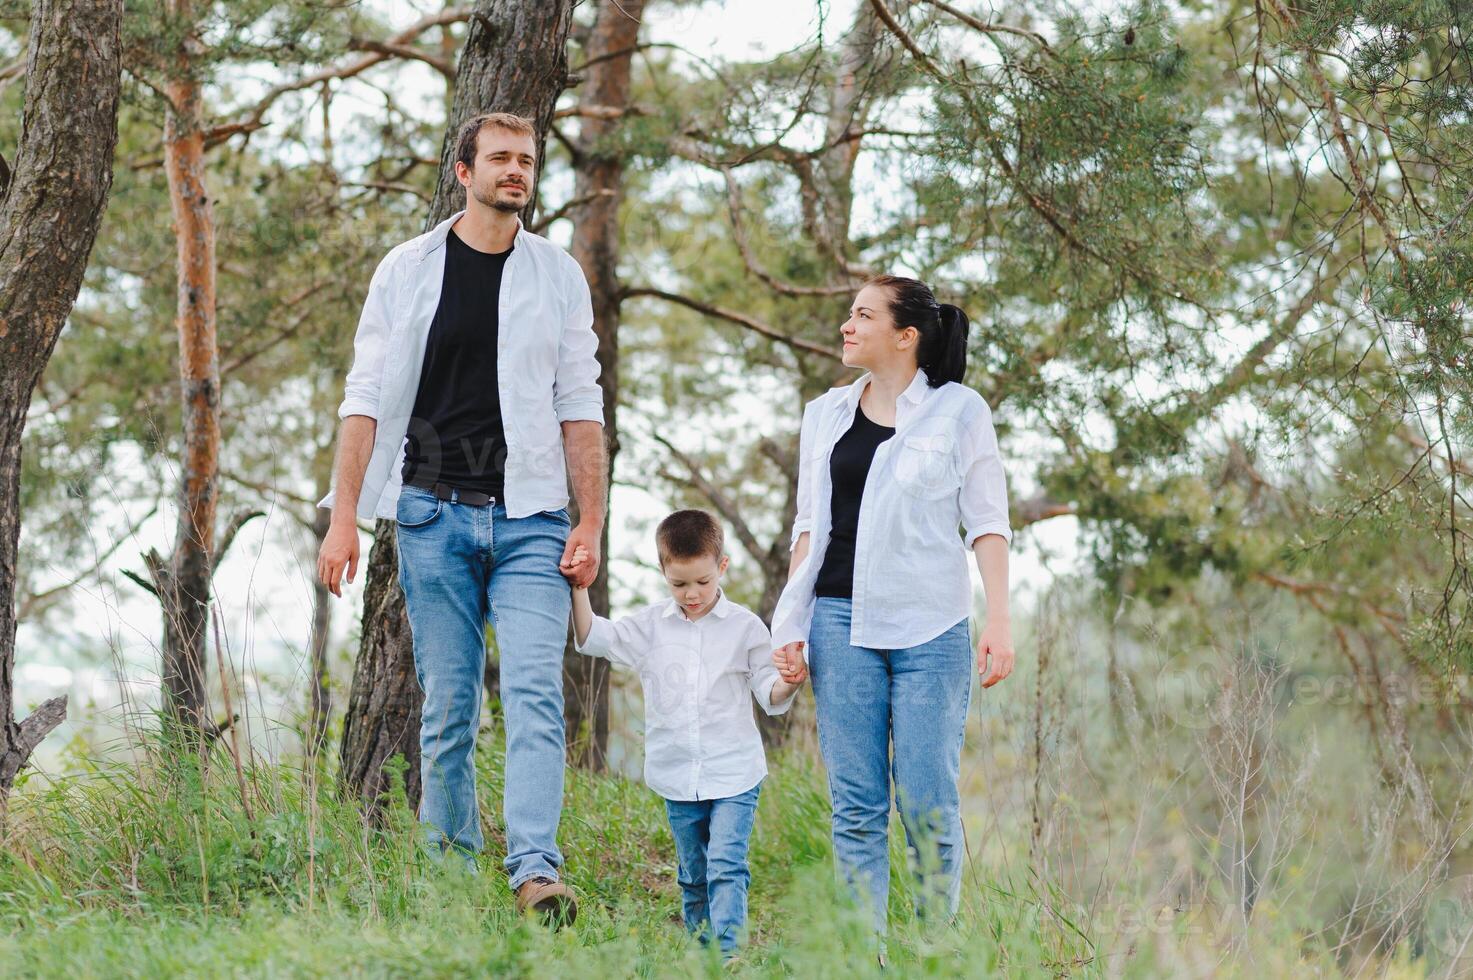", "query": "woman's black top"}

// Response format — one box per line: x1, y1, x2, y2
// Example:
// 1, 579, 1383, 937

814, 400, 896, 599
